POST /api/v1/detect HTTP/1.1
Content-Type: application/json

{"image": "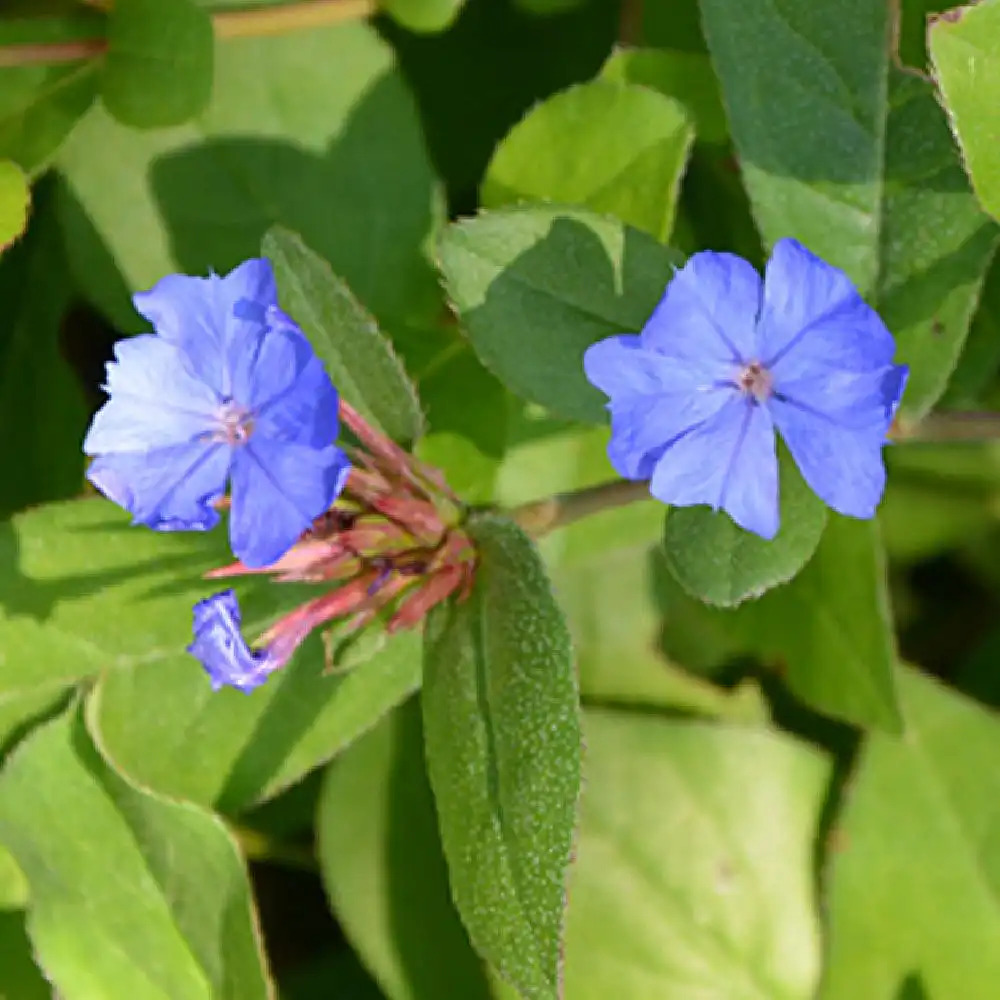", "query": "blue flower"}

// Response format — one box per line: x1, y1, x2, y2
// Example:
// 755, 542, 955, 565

584, 239, 908, 539
83, 259, 351, 567
188, 590, 278, 693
